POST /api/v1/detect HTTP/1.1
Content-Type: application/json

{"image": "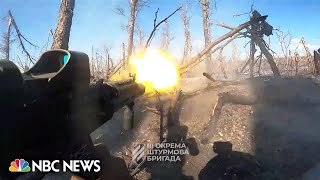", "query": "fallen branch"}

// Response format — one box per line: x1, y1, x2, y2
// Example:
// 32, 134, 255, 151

216, 22, 235, 30
203, 72, 216, 82
183, 79, 242, 98
200, 90, 258, 144
181, 34, 243, 74
110, 61, 124, 75
180, 16, 267, 74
